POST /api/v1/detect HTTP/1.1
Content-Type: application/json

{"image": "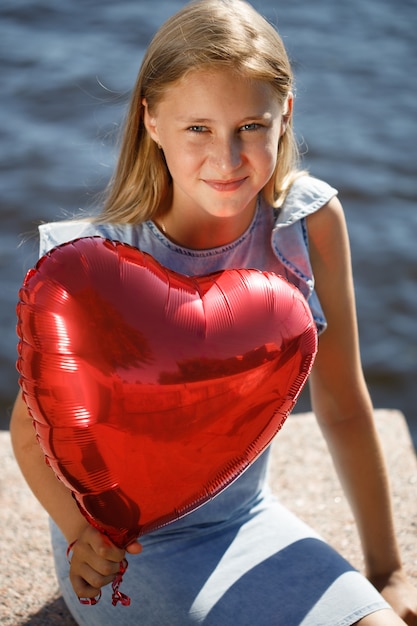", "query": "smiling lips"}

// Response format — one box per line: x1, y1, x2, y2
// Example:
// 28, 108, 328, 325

204, 177, 248, 192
